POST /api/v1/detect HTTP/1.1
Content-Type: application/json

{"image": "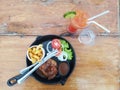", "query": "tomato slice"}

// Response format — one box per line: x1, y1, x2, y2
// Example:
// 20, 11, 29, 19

56, 47, 62, 56
51, 39, 62, 56
51, 39, 61, 49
